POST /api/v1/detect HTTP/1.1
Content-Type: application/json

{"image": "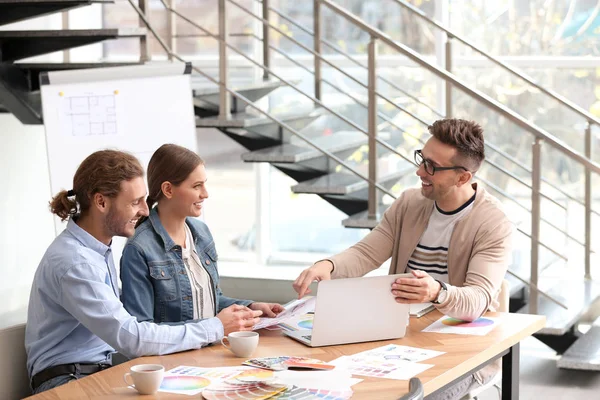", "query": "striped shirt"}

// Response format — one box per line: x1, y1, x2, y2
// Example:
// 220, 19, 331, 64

407, 192, 476, 283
